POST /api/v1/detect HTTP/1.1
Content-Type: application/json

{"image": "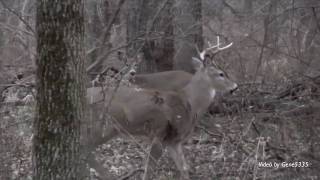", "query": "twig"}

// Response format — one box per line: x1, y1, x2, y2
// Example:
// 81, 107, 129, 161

0, 22, 34, 37
0, 83, 34, 87
86, 0, 126, 73
87, 0, 171, 74
196, 125, 223, 138
0, 0, 35, 34
118, 168, 144, 180
312, 7, 320, 33
101, 0, 126, 45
